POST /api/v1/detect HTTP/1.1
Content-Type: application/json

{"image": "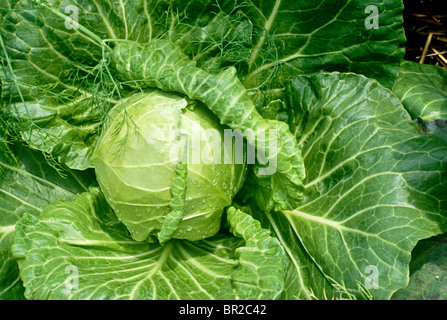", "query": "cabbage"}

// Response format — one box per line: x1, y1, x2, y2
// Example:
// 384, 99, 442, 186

2, 0, 447, 302
92, 91, 246, 242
